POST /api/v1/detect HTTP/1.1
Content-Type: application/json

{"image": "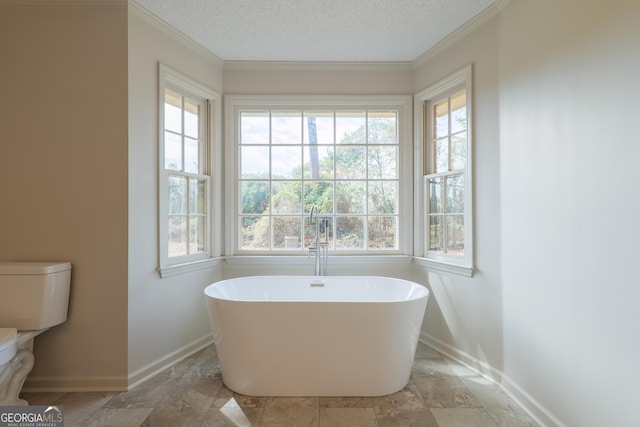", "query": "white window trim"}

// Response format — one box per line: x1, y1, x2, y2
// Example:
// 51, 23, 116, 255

157, 64, 222, 277
222, 255, 413, 266
224, 95, 414, 257
414, 65, 474, 277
